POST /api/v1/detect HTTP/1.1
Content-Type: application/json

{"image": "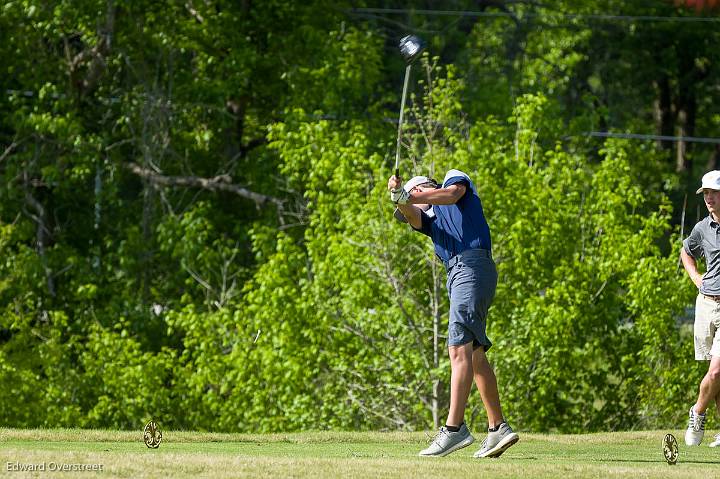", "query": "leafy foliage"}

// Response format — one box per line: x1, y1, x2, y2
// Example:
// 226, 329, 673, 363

0, 1, 713, 432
